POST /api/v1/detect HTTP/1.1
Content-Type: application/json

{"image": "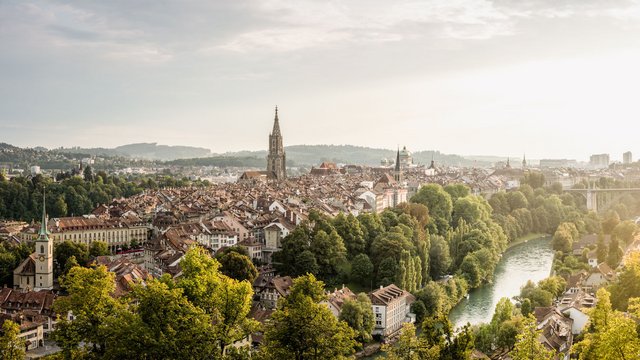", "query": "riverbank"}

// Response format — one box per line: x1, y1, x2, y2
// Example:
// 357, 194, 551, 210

507, 233, 547, 250
449, 236, 554, 328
